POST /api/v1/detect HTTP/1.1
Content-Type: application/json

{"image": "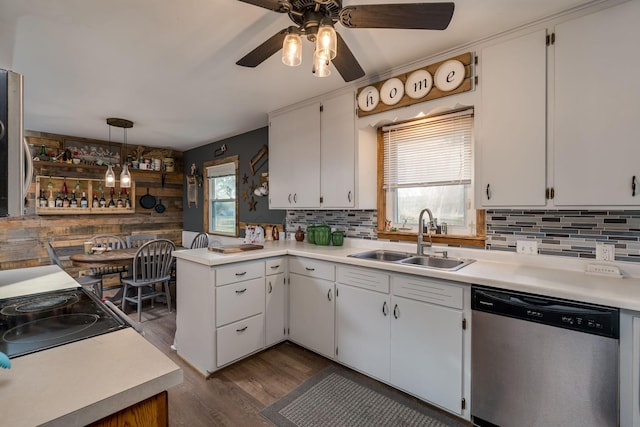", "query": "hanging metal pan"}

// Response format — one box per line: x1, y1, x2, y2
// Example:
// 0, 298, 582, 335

154, 199, 166, 214
140, 188, 157, 209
